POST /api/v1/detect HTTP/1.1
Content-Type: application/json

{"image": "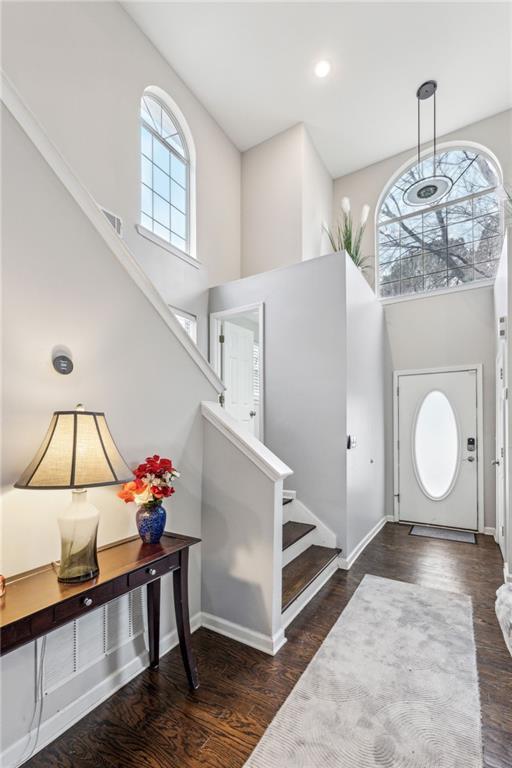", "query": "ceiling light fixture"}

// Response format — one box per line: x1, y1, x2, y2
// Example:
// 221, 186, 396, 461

314, 60, 331, 78
403, 80, 453, 207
